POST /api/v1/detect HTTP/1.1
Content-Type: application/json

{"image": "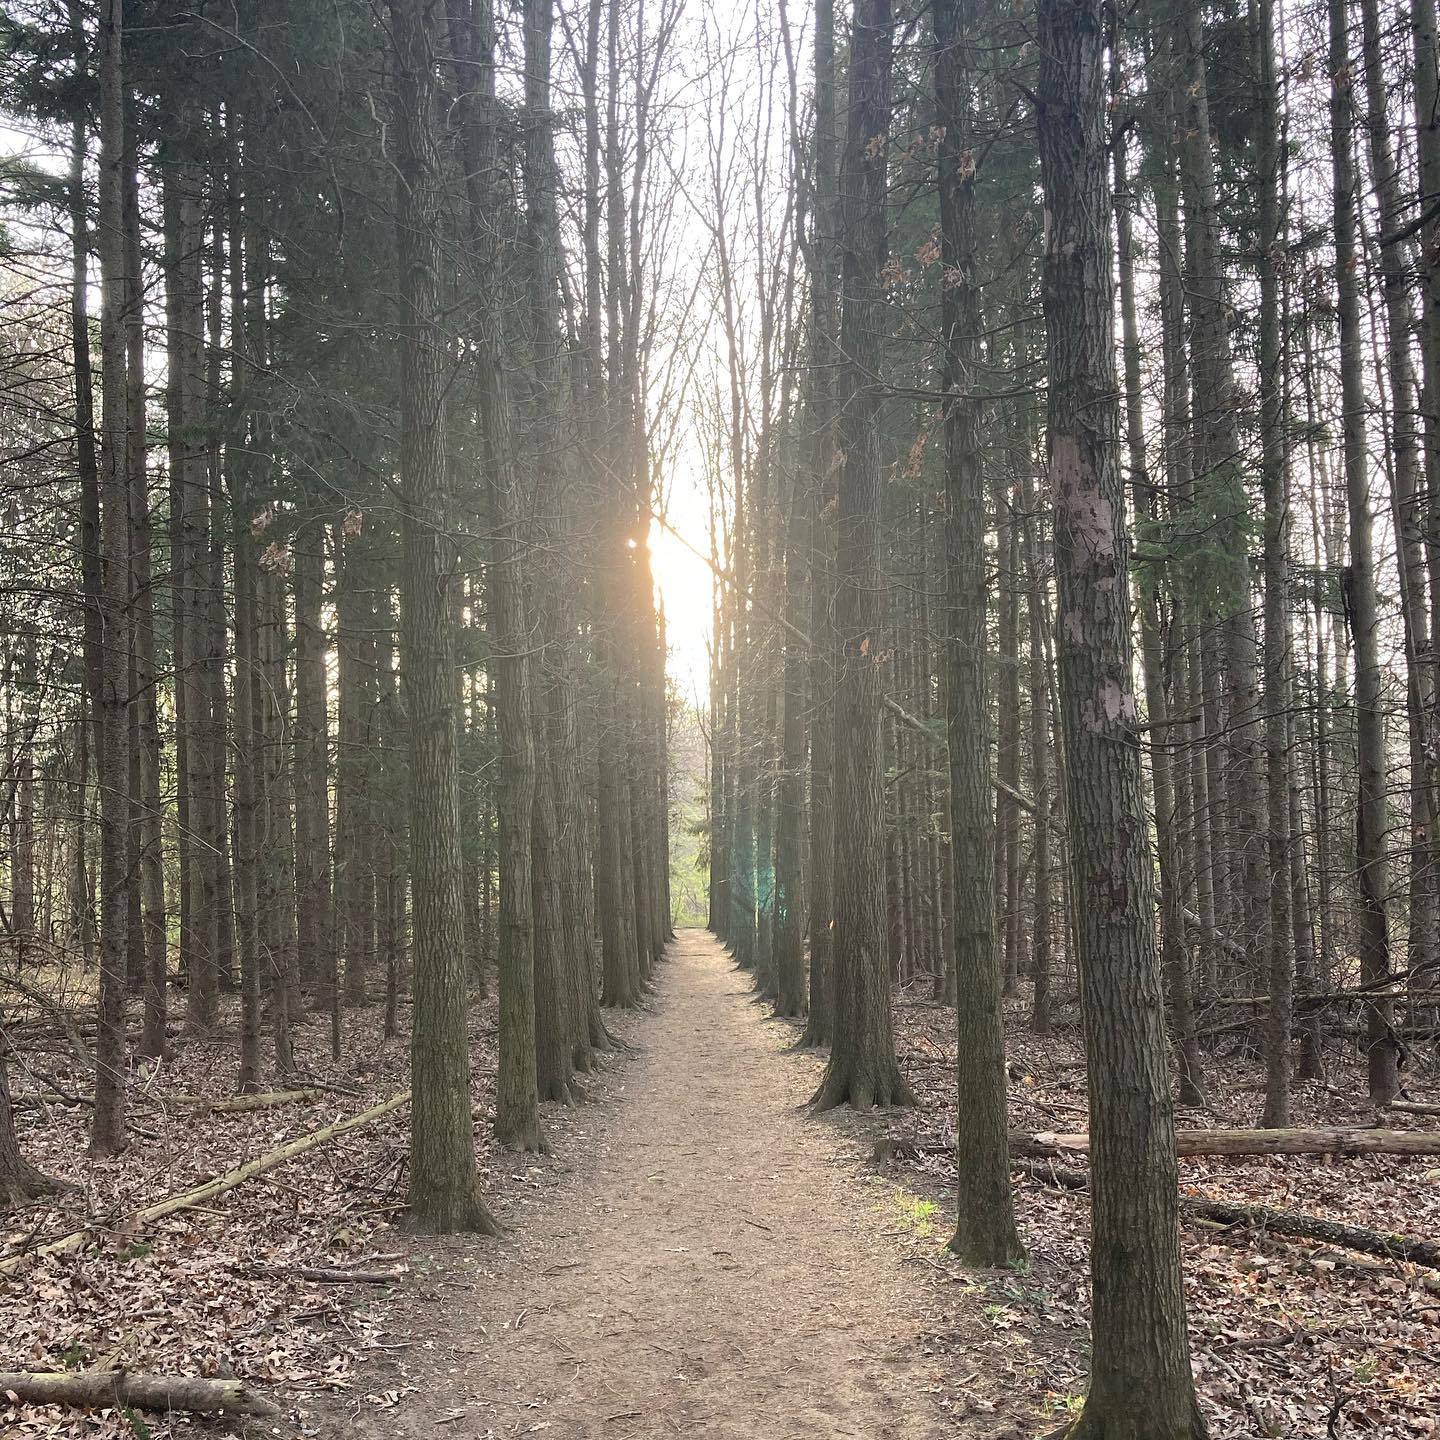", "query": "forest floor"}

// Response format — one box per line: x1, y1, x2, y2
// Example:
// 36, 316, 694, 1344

880, 990, 1440, 1438
5, 929, 1440, 1438
308, 926, 1025, 1440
